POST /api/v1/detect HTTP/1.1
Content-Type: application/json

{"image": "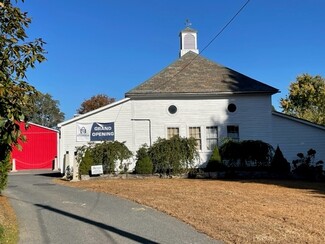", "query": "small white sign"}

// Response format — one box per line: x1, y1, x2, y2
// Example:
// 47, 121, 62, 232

91, 165, 103, 175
